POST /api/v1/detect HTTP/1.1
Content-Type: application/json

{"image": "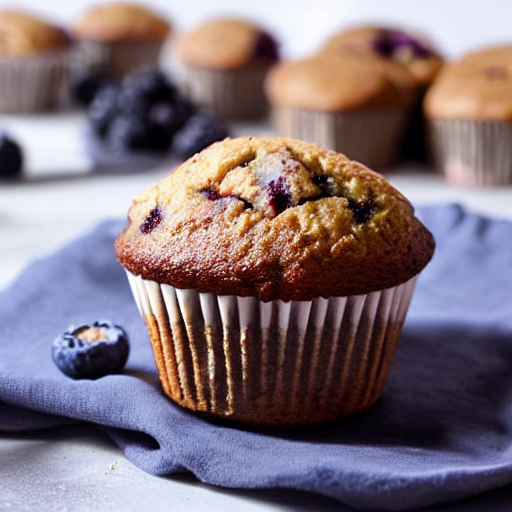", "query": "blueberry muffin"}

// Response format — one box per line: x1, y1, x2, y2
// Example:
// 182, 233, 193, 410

72, 2, 171, 78
115, 136, 434, 426
175, 18, 279, 120
424, 46, 512, 186
265, 55, 415, 169
319, 25, 444, 161
0, 9, 71, 113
